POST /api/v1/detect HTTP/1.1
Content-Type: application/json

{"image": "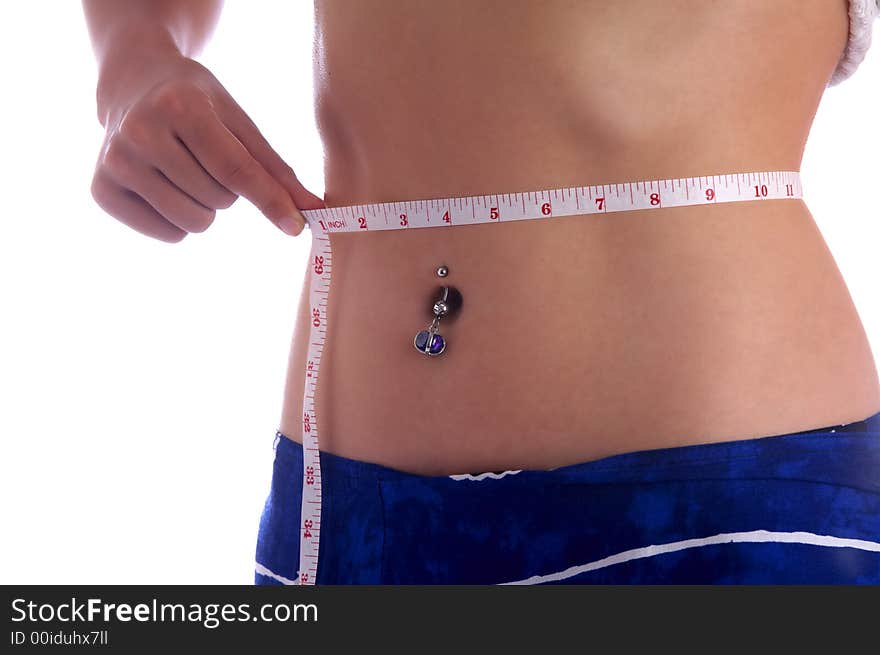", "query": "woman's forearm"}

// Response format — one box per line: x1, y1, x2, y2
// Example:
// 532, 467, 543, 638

82, 0, 224, 60
82, 0, 224, 125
